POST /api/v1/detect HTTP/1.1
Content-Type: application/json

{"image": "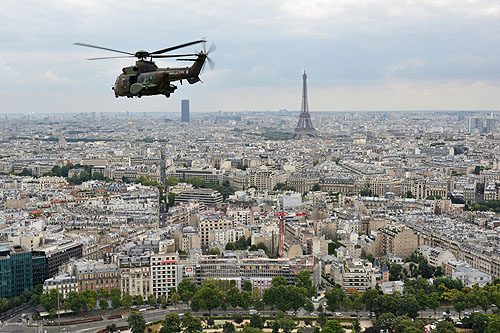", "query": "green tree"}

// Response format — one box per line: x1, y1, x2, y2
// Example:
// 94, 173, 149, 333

148, 294, 157, 307
304, 301, 315, 312
360, 188, 372, 197
321, 319, 346, 333
325, 286, 345, 312
166, 176, 180, 187
463, 312, 489, 333
256, 242, 268, 253
428, 292, 441, 317
222, 321, 236, 333
435, 321, 457, 333
453, 291, 467, 319
271, 276, 288, 287
178, 279, 197, 303
241, 327, 263, 333
99, 298, 109, 309
167, 192, 176, 207
170, 292, 181, 305
394, 317, 420, 333
209, 248, 221, 256
225, 287, 241, 308
243, 280, 253, 292
312, 184, 321, 191
389, 264, 403, 281
295, 271, 316, 298
376, 313, 397, 331
250, 313, 264, 329
186, 177, 204, 188
181, 312, 203, 333
65, 291, 86, 313
362, 289, 379, 315
98, 288, 109, 300
236, 236, 248, 250
122, 293, 133, 307
134, 295, 144, 306
127, 311, 146, 333
191, 284, 223, 315
240, 290, 253, 310
40, 289, 60, 312
353, 319, 361, 333
416, 290, 429, 317
110, 288, 121, 298
111, 295, 121, 309
474, 289, 490, 313
279, 317, 296, 333
486, 315, 500, 333
87, 297, 96, 311
232, 312, 244, 324
225, 242, 236, 251
161, 313, 181, 333
402, 296, 420, 319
